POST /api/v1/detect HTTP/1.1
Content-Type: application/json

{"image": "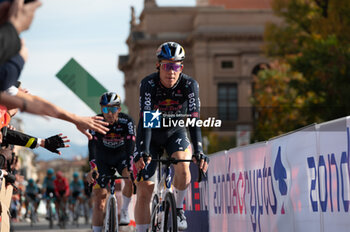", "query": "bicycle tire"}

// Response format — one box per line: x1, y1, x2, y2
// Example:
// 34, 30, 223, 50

150, 194, 159, 231
106, 197, 117, 232
48, 202, 53, 229
84, 200, 89, 224
74, 200, 80, 227
59, 201, 67, 229
29, 204, 34, 227
163, 192, 177, 232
